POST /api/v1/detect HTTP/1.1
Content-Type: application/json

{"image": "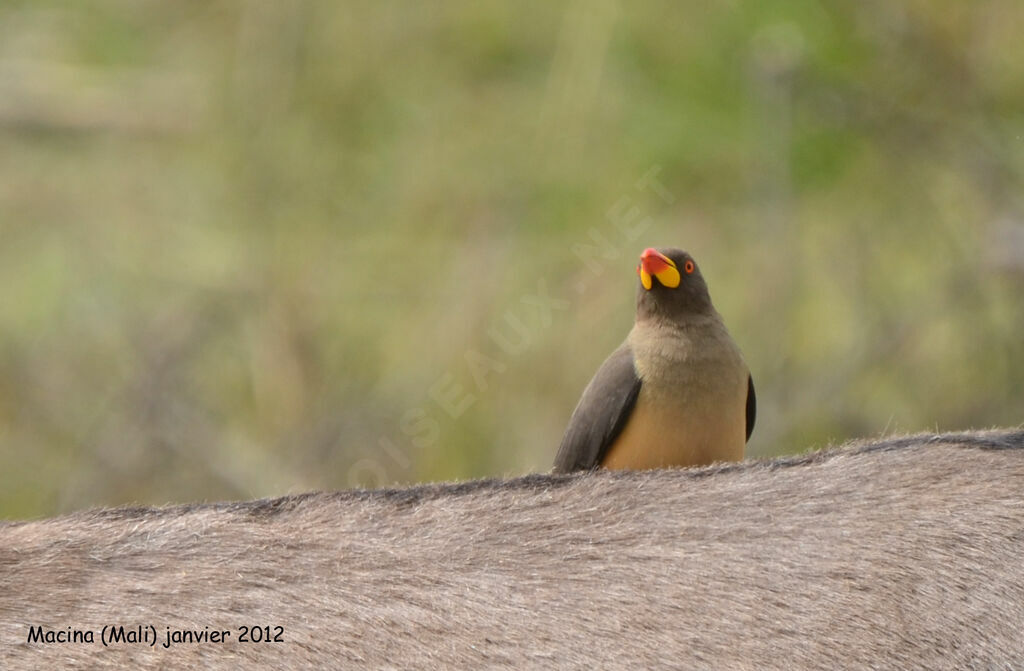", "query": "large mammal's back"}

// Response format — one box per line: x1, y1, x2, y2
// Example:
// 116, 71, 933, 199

3, 430, 1024, 669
